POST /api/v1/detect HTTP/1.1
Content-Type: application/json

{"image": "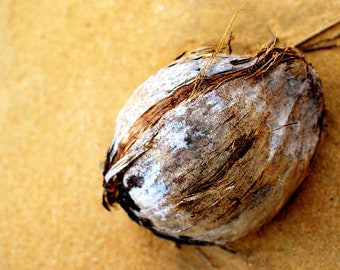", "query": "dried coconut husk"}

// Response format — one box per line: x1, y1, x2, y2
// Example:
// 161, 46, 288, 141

102, 43, 324, 245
